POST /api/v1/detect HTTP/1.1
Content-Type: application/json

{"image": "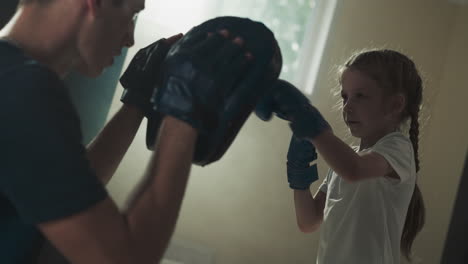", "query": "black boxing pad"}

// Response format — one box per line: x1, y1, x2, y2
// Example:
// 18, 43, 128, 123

147, 16, 282, 166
